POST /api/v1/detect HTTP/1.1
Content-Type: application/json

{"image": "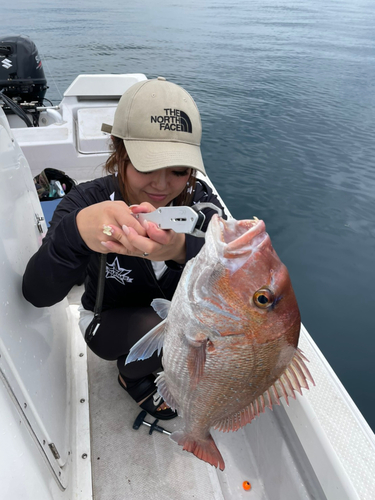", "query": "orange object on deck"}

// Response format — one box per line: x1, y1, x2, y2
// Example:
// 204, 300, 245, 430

242, 480, 252, 491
